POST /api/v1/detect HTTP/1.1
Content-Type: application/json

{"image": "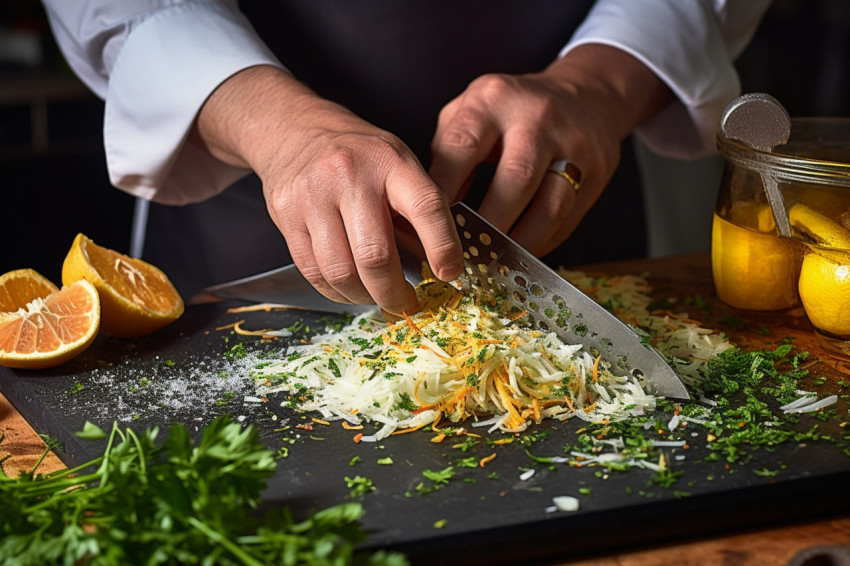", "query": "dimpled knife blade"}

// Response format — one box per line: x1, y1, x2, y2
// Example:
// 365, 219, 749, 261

449, 202, 689, 399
